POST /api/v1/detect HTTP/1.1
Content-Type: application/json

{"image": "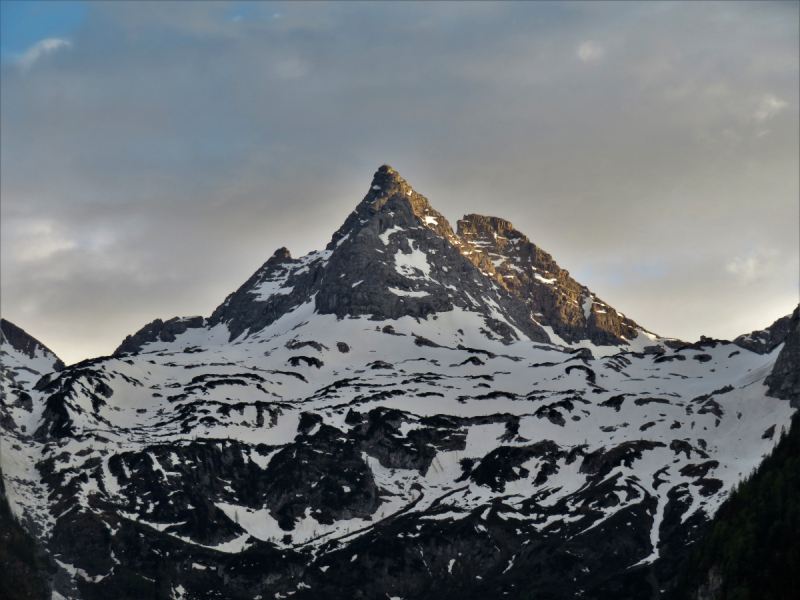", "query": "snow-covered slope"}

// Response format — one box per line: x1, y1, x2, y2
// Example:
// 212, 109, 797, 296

1, 167, 796, 600
1, 319, 64, 392
0, 319, 65, 543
